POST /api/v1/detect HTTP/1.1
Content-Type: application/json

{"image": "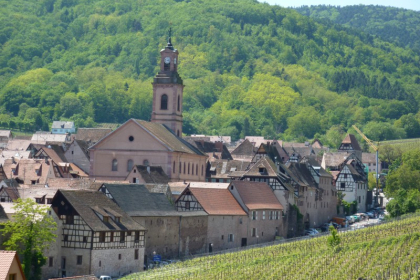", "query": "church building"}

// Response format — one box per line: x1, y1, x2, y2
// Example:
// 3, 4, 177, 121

88, 33, 208, 182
